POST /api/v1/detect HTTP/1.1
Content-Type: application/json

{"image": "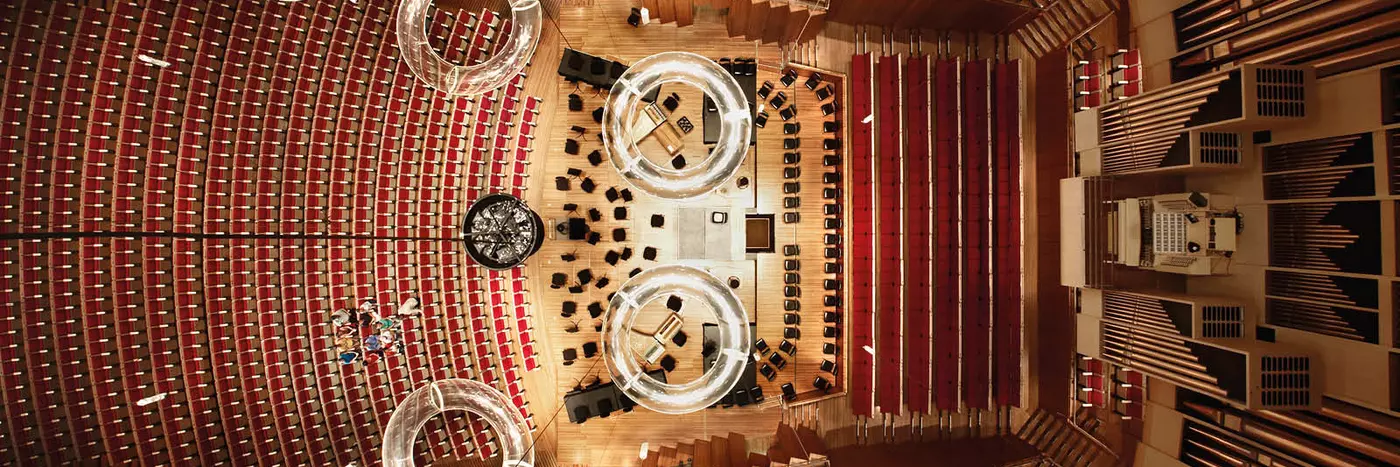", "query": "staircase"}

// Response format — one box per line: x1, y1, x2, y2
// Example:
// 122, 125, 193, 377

641, 0, 828, 44
640, 424, 831, 467
1011, 0, 1116, 58
1015, 409, 1118, 467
